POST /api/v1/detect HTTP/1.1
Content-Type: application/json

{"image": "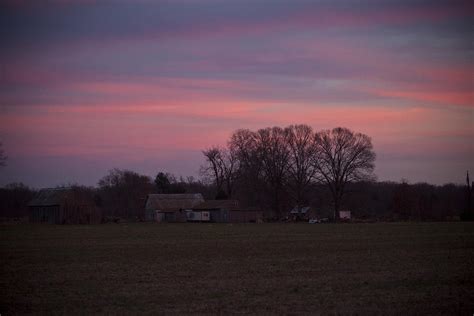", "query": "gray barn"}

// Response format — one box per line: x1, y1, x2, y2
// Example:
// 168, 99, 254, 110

145, 193, 204, 222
